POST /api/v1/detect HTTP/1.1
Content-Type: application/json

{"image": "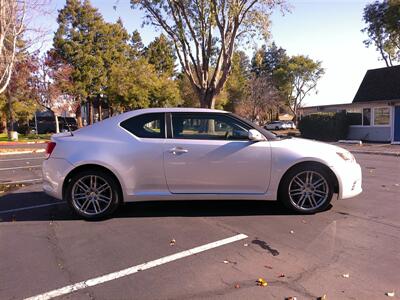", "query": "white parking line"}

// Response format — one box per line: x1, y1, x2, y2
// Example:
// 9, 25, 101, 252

0, 202, 65, 214
25, 233, 248, 300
